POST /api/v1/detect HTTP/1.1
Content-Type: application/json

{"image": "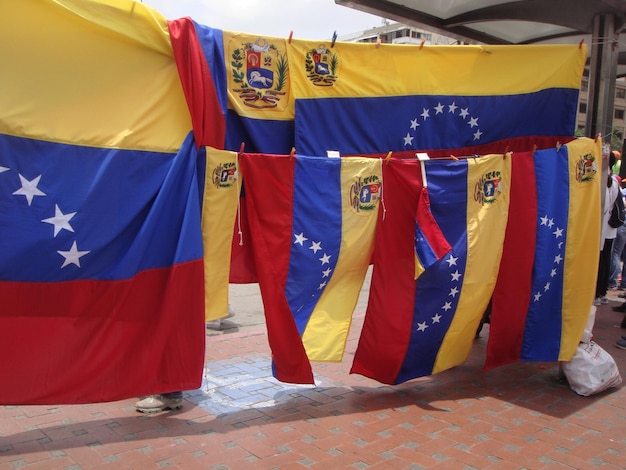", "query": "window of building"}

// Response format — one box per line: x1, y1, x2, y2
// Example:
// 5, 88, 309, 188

579, 102, 587, 113
617, 88, 626, 99
615, 108, 625, 120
